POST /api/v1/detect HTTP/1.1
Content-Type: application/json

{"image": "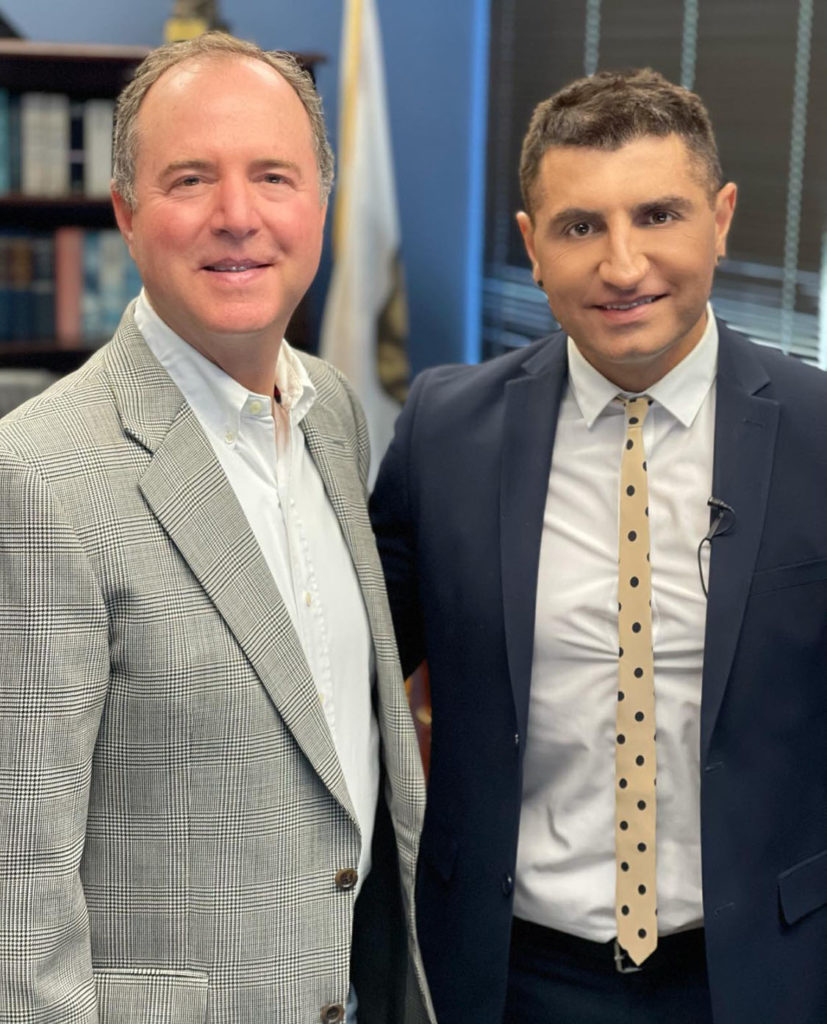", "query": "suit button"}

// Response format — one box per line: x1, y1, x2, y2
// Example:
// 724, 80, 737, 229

335, 867, 359, 891
320, 1004, 345, 1023
502, 873, 514, 895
